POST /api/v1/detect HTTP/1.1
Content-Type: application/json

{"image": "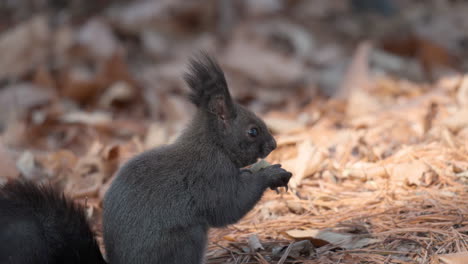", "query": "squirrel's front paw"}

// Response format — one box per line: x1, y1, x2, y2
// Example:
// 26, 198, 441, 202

261, 164, 292, 190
